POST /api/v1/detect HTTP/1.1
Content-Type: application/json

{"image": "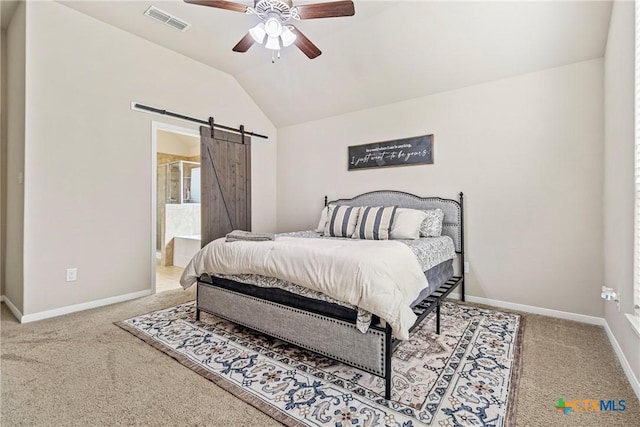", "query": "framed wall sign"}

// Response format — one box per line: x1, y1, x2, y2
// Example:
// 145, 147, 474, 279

348, 134, 434, 171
